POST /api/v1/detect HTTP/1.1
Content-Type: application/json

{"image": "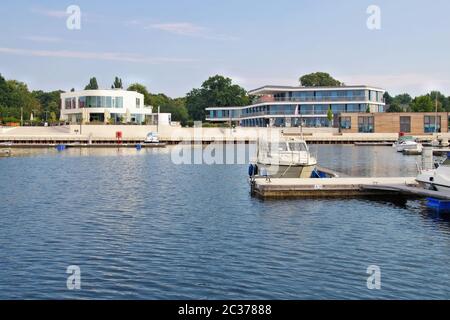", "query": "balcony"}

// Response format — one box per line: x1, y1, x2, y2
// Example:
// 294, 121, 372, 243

253, 96, 384, 104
